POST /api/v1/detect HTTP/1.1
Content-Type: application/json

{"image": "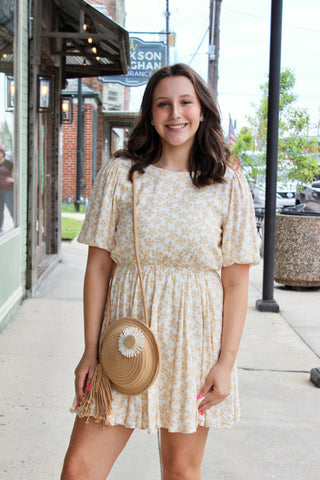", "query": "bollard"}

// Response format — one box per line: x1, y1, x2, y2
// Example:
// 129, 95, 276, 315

310, 368, 320, 388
